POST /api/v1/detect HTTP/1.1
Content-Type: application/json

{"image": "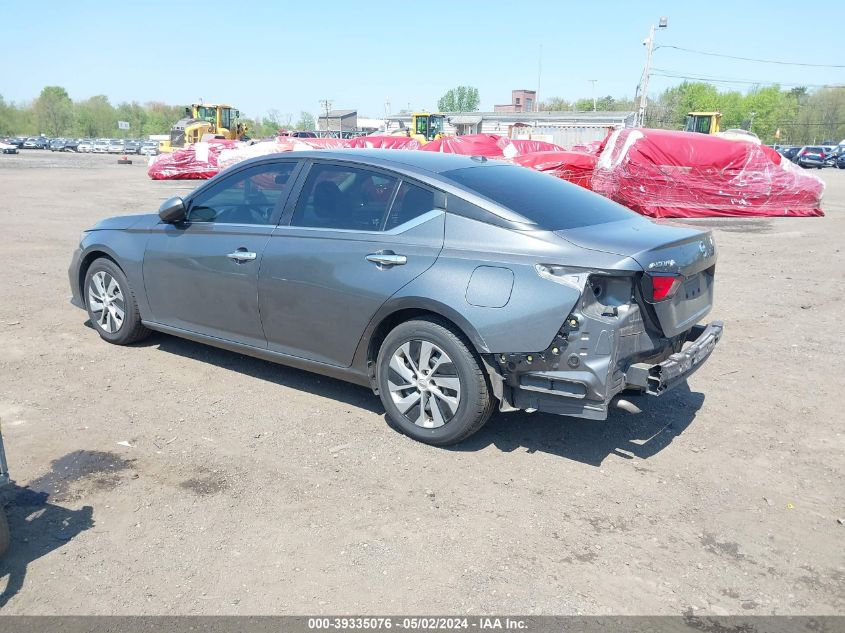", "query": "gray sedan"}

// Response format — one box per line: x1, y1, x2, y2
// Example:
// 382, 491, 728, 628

68, 150, 722, 445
